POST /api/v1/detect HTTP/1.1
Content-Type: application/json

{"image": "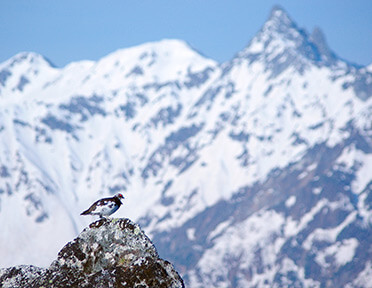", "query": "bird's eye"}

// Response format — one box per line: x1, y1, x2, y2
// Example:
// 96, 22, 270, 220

119, 194, 123, 198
